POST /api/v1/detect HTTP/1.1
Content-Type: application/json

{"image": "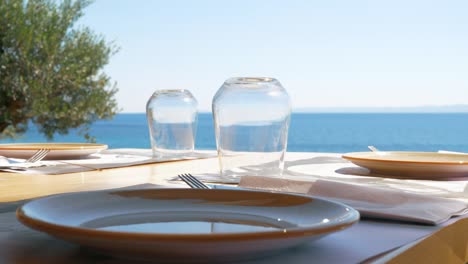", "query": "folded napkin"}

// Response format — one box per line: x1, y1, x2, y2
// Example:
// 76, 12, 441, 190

239, 176, 468, 225
0, 149, 215, 175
